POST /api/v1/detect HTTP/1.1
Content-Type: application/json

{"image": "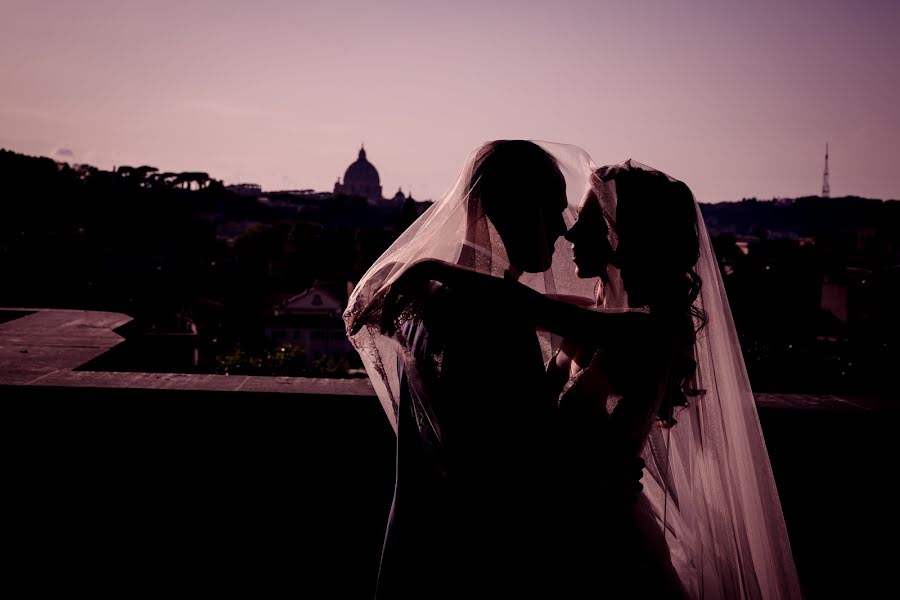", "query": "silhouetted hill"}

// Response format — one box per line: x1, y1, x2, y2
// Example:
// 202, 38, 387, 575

700, 196, 900, 239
